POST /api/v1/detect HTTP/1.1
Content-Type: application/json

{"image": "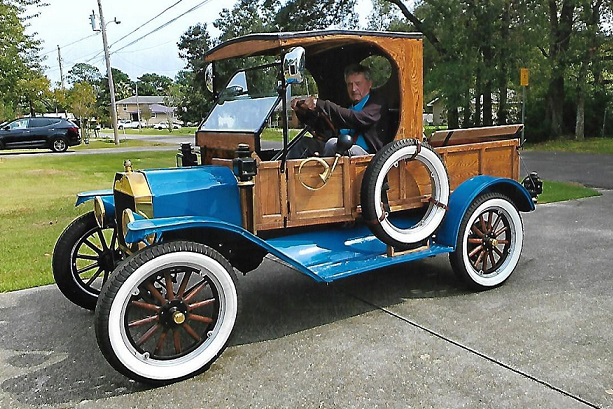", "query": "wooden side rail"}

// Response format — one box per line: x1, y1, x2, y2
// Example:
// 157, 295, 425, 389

429, 124, 523, 148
